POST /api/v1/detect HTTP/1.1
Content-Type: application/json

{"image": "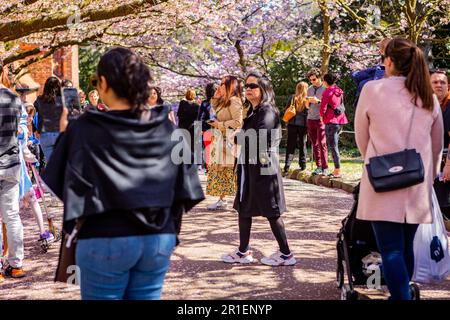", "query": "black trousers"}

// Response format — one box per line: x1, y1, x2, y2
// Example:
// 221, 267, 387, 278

284, 125, 307, 171
238, 216, 291, 255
